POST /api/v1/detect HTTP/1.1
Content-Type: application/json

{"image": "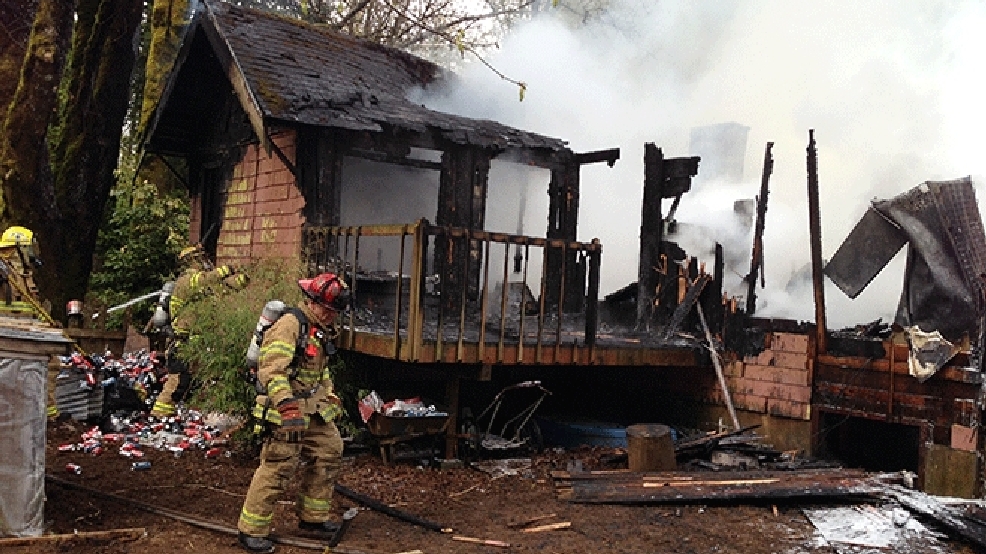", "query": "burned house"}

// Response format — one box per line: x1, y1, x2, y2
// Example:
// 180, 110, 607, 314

143, 2, 984, 497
